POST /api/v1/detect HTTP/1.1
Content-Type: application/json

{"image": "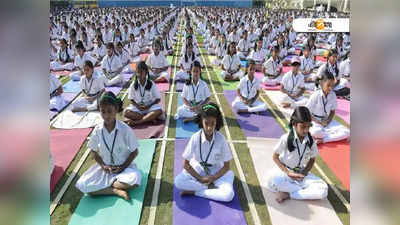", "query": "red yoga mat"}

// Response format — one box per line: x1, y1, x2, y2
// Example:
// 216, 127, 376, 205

50, 128, 92, 193
318, 140, 350, 190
